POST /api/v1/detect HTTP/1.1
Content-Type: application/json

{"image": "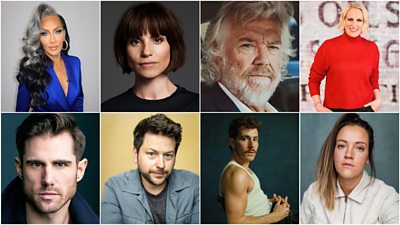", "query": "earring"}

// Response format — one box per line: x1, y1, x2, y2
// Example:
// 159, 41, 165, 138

62, 40, 69, 50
